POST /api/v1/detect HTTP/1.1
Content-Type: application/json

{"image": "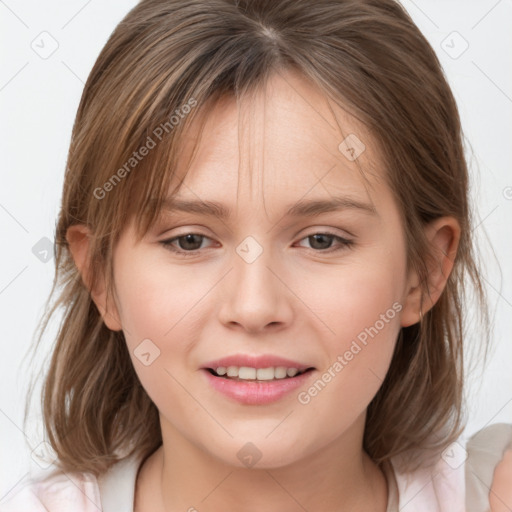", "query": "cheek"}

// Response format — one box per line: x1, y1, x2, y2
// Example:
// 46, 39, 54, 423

294, 295, 401, 451
299, 252, 405, 346
293, 252, 404, 411
113, 254, 214, 348
113, 260, 208, 414
339, 262, 404, 372
112, 254, 231, 415
317, 291, 400, 400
